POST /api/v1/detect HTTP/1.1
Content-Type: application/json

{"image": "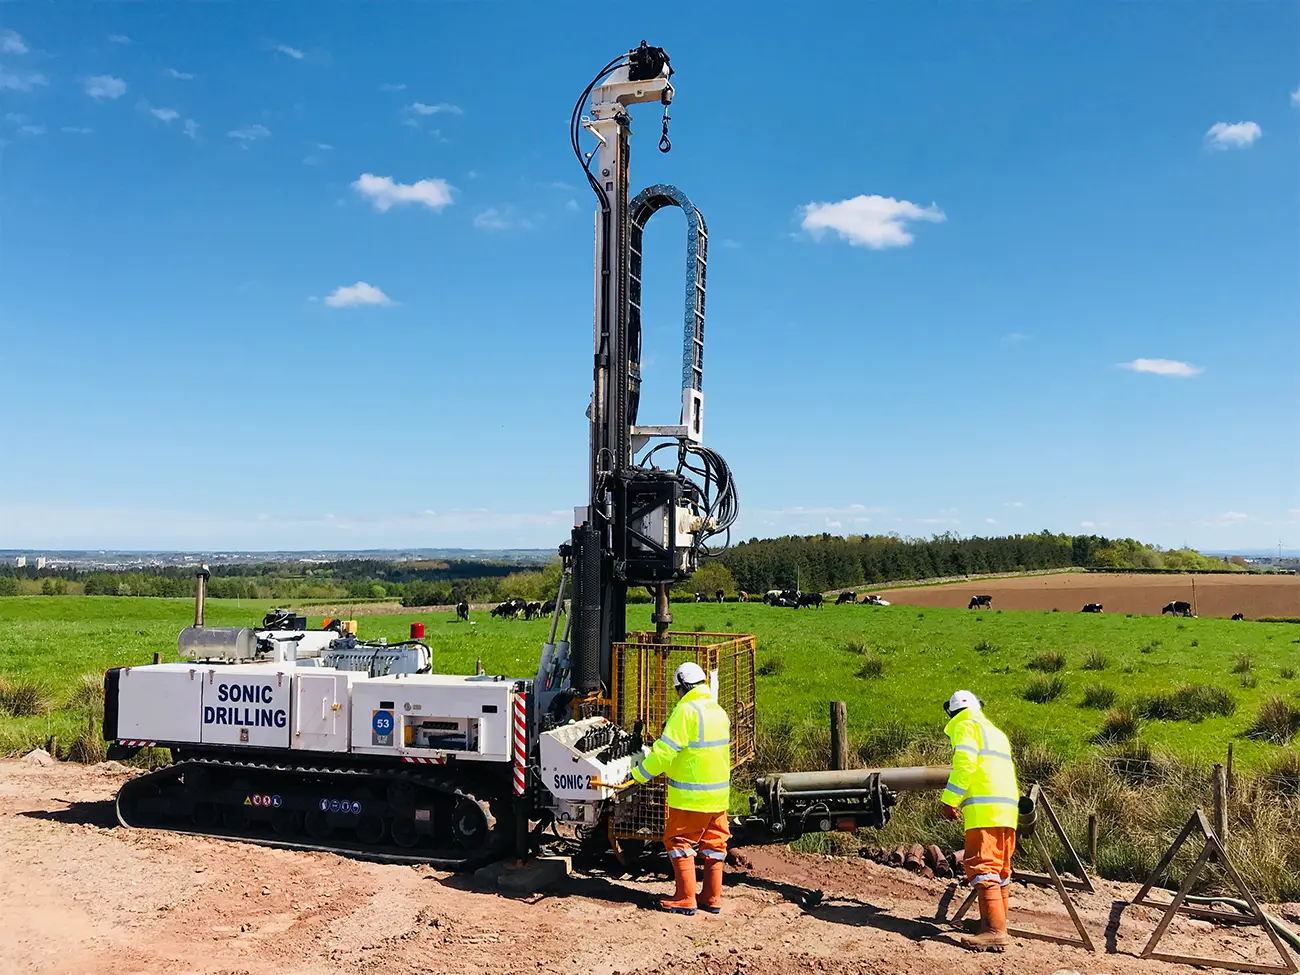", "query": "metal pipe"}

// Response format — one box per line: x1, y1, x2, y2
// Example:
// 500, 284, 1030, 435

758, 765, 952, 795
652, 583, 671, 644
194, 563, 211, 627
